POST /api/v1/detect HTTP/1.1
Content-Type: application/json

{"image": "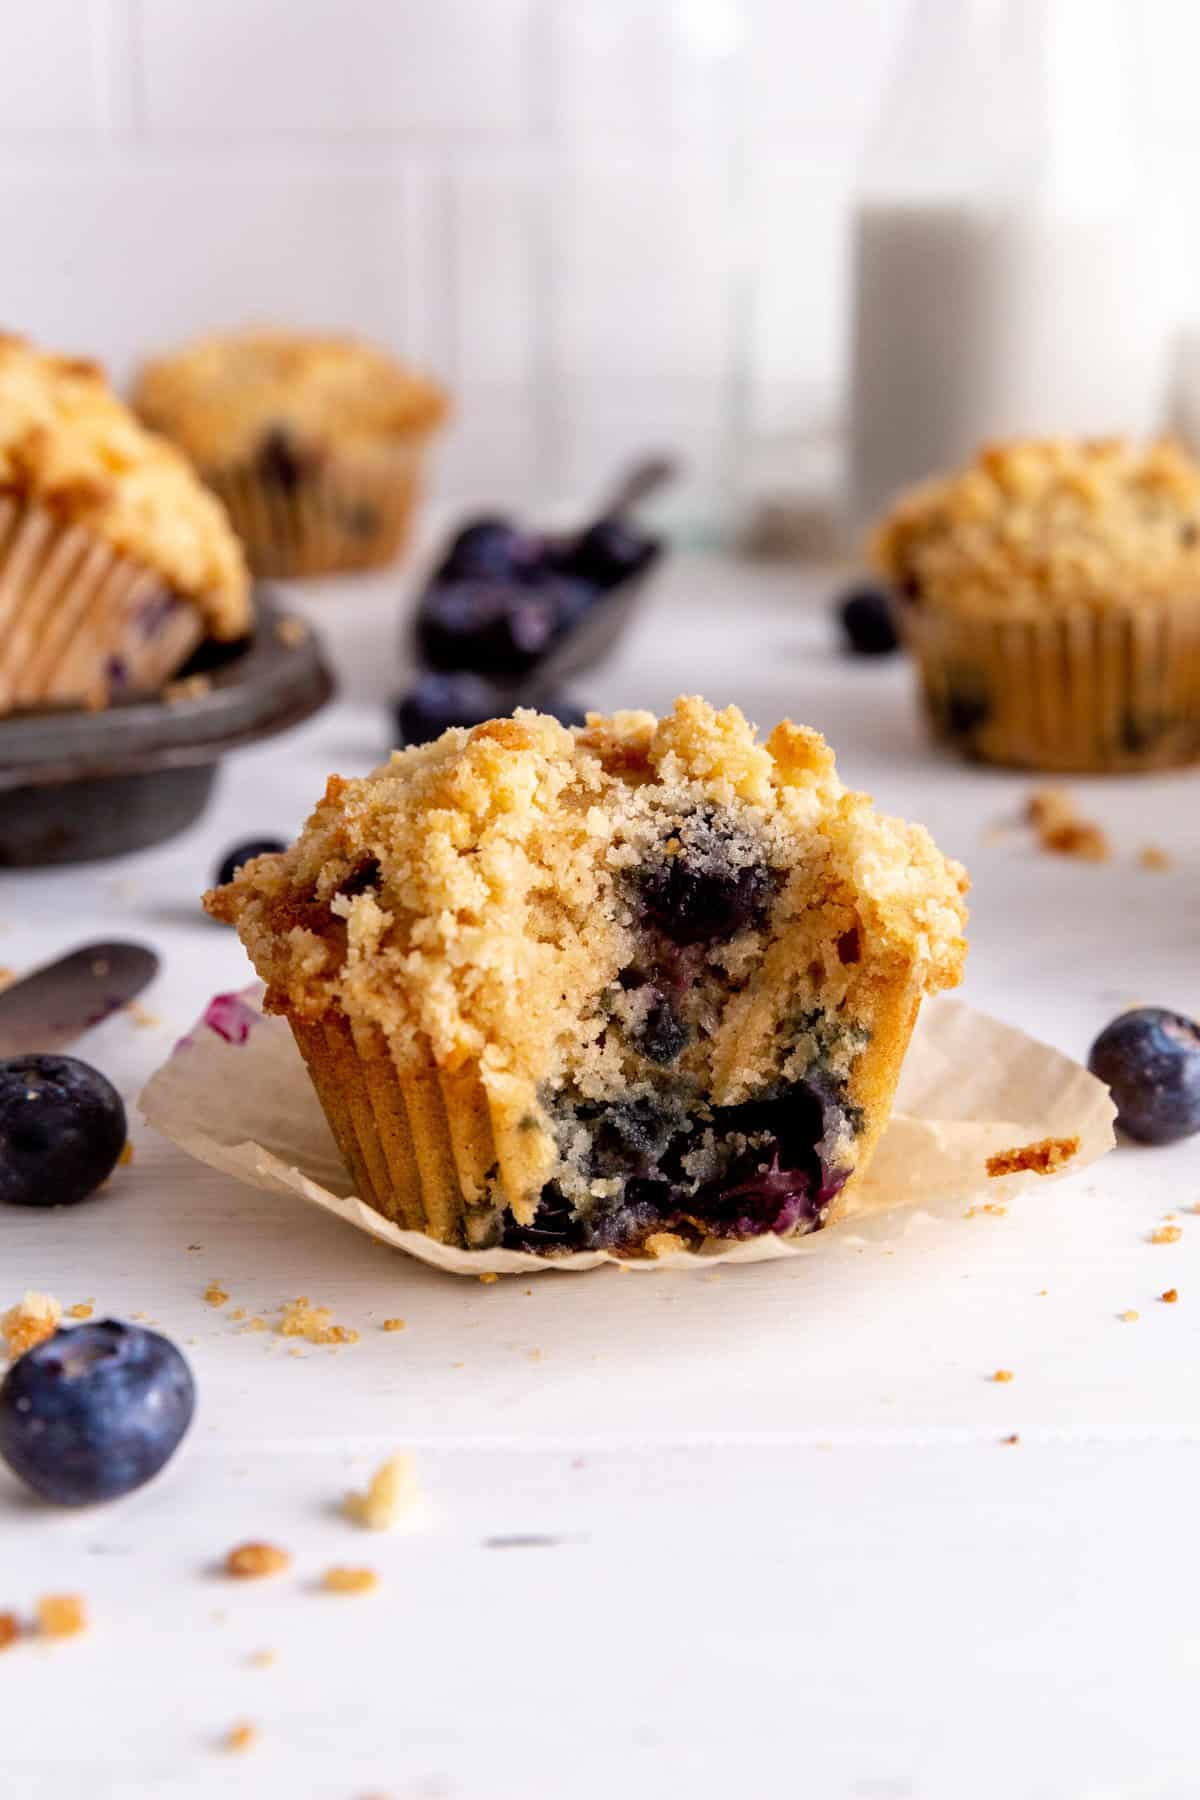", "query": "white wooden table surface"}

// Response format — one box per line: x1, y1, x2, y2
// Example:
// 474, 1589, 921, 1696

4, 551, 1200, 1800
